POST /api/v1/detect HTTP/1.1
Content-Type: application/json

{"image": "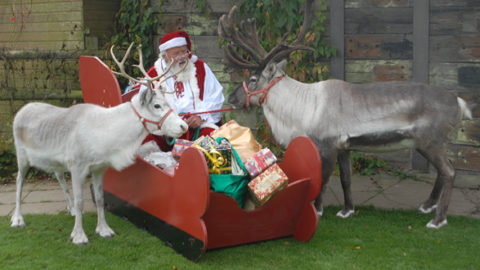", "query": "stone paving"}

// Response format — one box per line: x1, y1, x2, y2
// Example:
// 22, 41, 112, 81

0, 172, 479, 220
322, 172, 480, 219
0, 180, 96, 216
